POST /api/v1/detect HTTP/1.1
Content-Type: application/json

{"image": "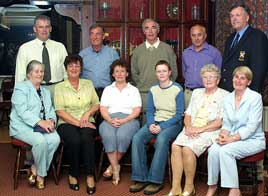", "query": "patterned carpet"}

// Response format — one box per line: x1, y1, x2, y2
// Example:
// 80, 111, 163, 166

0, 143, 265, 196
